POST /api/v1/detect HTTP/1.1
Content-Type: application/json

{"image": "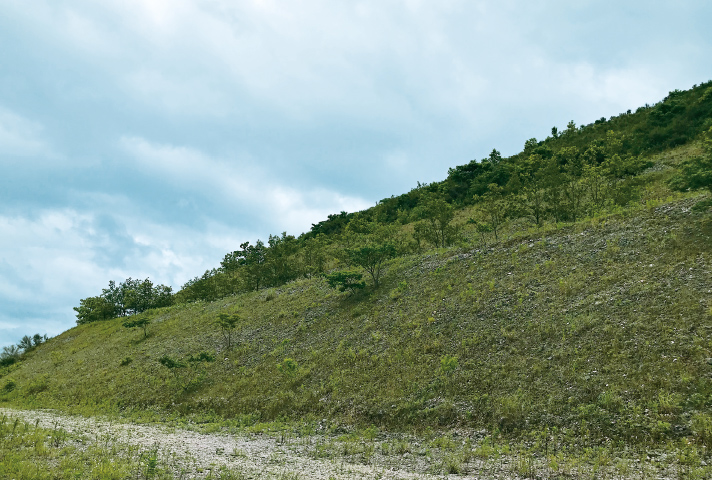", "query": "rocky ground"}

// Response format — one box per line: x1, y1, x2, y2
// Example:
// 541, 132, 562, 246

0, 407, 689, 479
